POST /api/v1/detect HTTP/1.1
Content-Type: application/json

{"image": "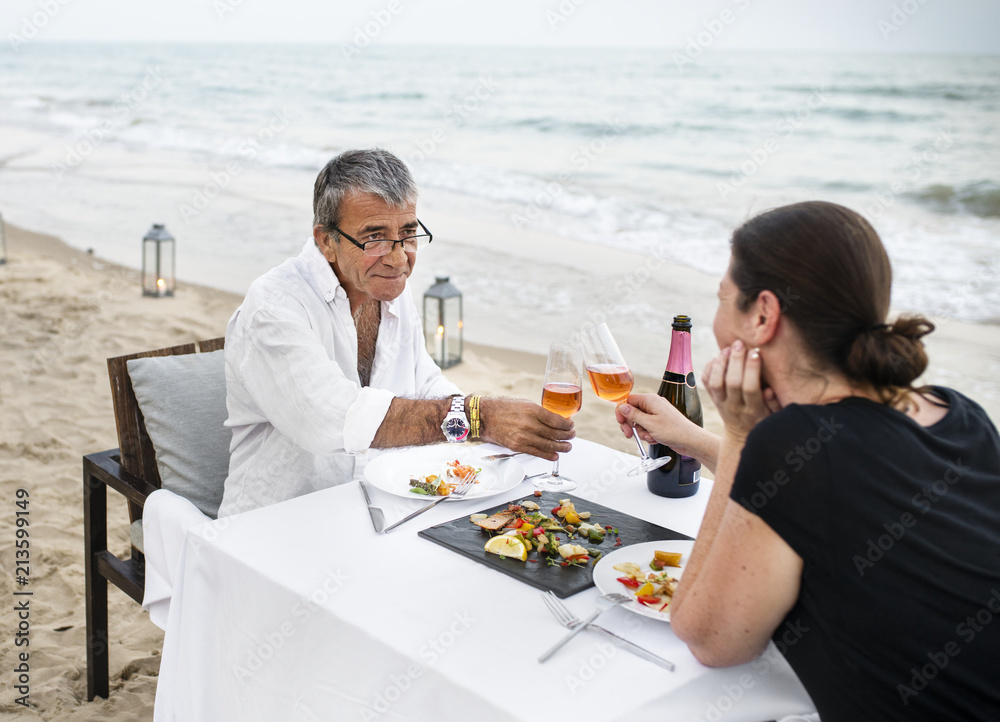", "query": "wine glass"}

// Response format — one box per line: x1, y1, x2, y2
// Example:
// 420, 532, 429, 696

527, 341, 583, 492
578, 322, 670, 476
